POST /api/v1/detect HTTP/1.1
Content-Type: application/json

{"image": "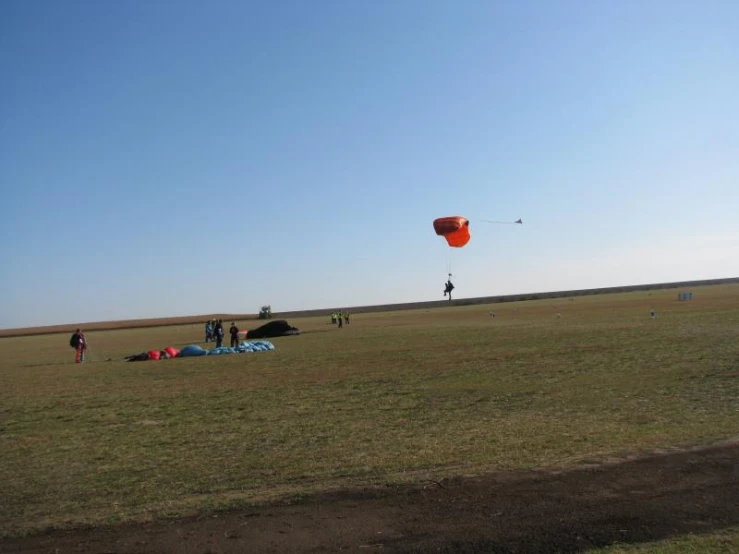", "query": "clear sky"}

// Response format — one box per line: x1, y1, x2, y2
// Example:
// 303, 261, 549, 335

1, 0, 738, 329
